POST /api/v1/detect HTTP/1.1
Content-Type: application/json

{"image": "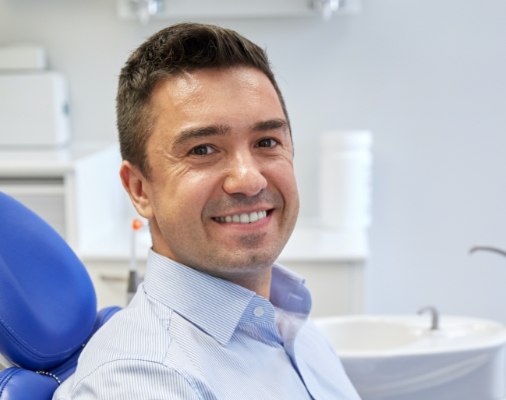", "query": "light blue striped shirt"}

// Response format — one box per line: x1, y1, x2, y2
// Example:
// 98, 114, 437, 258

54, 250, 360, 399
